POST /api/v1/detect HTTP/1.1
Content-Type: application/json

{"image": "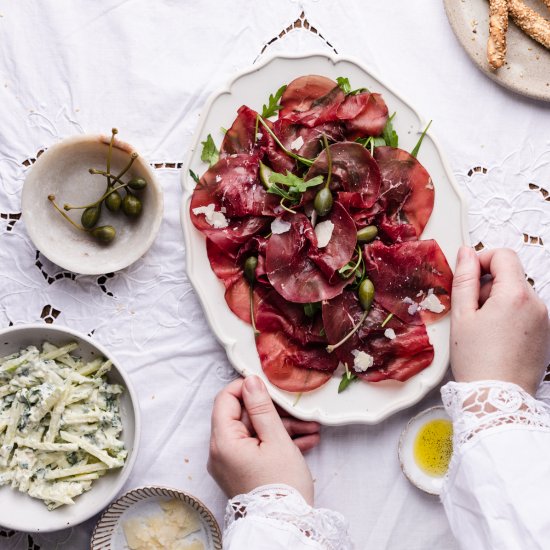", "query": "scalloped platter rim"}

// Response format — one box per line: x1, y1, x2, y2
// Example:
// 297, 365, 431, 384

180, 52, 468, 425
